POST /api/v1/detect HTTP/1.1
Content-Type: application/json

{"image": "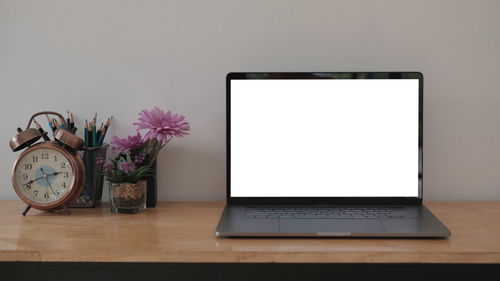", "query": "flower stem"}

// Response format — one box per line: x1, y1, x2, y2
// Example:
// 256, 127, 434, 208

147, 139, 169, 166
